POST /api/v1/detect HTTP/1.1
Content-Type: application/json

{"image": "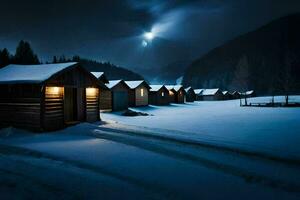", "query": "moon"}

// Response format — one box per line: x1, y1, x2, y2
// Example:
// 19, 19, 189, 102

144, 32, 155, 41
